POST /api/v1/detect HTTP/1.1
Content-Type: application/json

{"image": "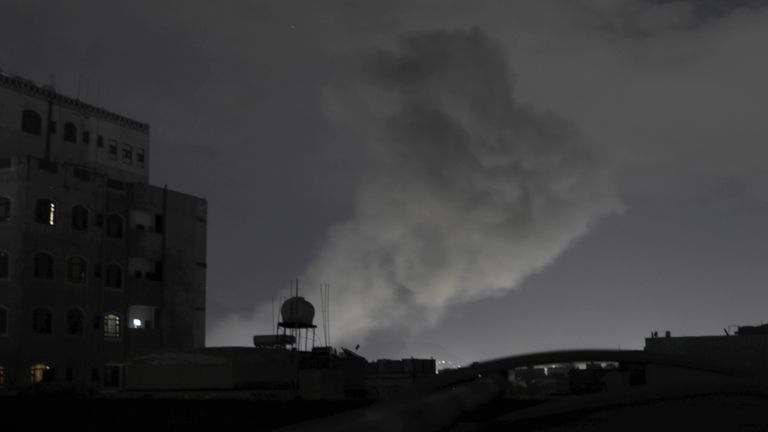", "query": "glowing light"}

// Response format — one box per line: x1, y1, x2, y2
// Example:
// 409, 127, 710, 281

48, 203, 55, 225
132, 319, 142, 327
